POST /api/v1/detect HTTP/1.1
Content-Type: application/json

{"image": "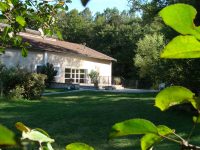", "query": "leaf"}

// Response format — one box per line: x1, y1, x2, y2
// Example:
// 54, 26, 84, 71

193, 116, 200, 124
66, 142, 94, 150
159, 3, 200, 40
157, 125, 174, 136
34, 128, 50, 138
13, 35, 22, 46
141, 133, 161, 150
109, 119, 158, 138
21, 47, 28, 57
15, 122, 30, 132
56, 31, 63, 40
47, 142, 54, 150
81, 0, 90, 6
161, 36, 200, 58
22, 129, 54, 143
141, 125, 173, 150
0, 124, 16, 146
0, 2, 9, 12
16, 16, 26, 27
155, 86, 195, 111
0, 47, 5, 53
